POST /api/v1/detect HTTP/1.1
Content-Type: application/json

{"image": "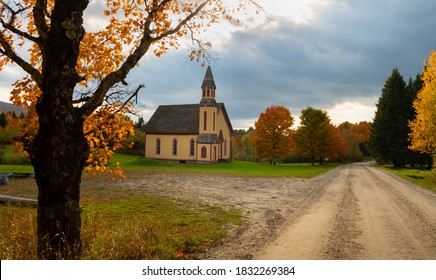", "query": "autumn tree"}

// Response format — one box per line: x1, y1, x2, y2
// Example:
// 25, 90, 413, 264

409, 50, 436, 171
0, 0, 259, 259
252, 105, 295, 163
295, 107, 334, 165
